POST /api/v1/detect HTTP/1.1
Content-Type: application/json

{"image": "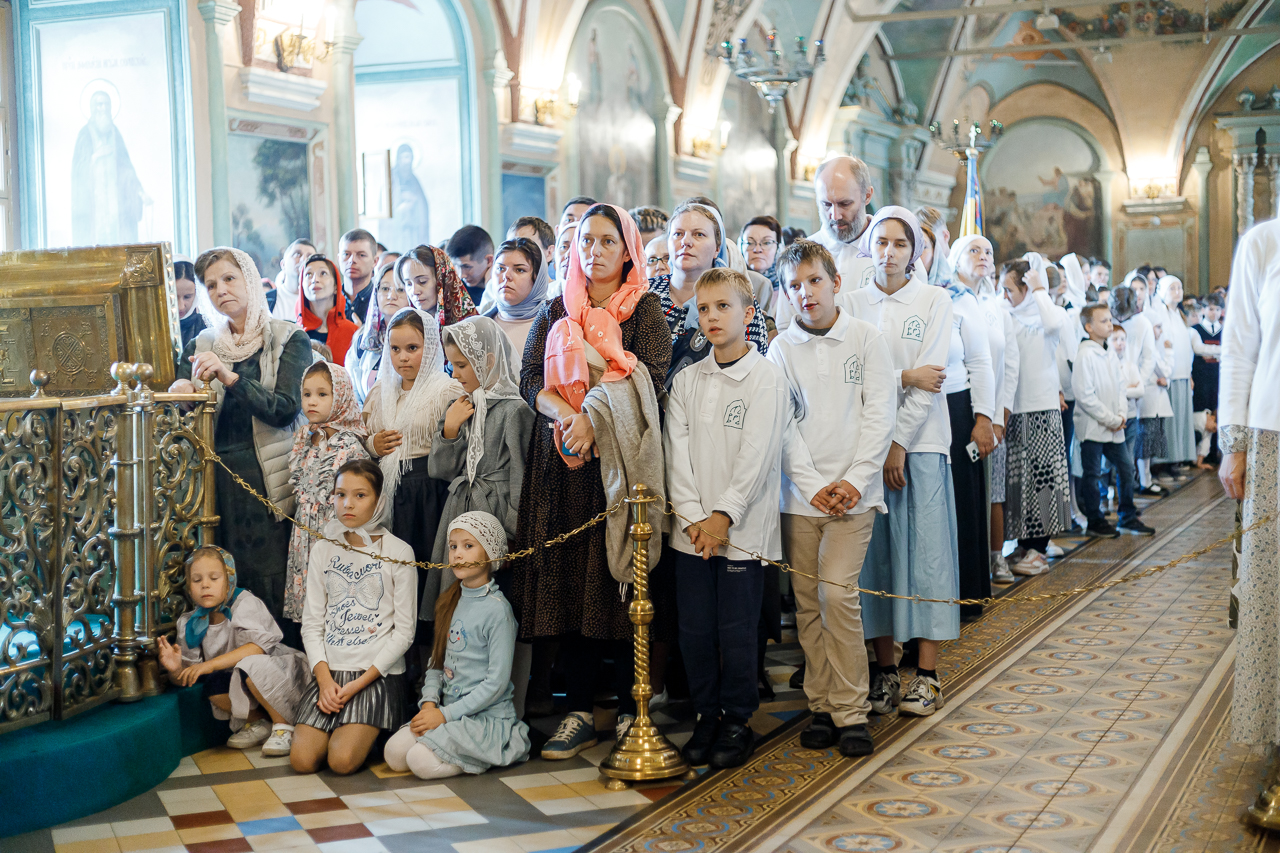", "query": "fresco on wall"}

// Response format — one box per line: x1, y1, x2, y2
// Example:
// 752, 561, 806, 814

228, 134, 312, 281
355, 78, 464, 251
716, 79, 777, 235
982, 122, 1103, 263
35, 12, 175, 249
570, 10, 658, 210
